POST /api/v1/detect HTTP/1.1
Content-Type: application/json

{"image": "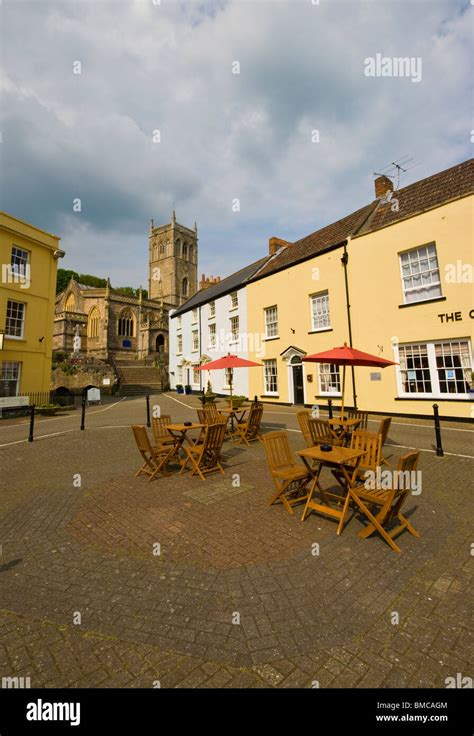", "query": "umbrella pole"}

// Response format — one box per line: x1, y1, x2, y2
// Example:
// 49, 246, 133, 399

229, 369, 233, 409
341, 365, 346, 419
